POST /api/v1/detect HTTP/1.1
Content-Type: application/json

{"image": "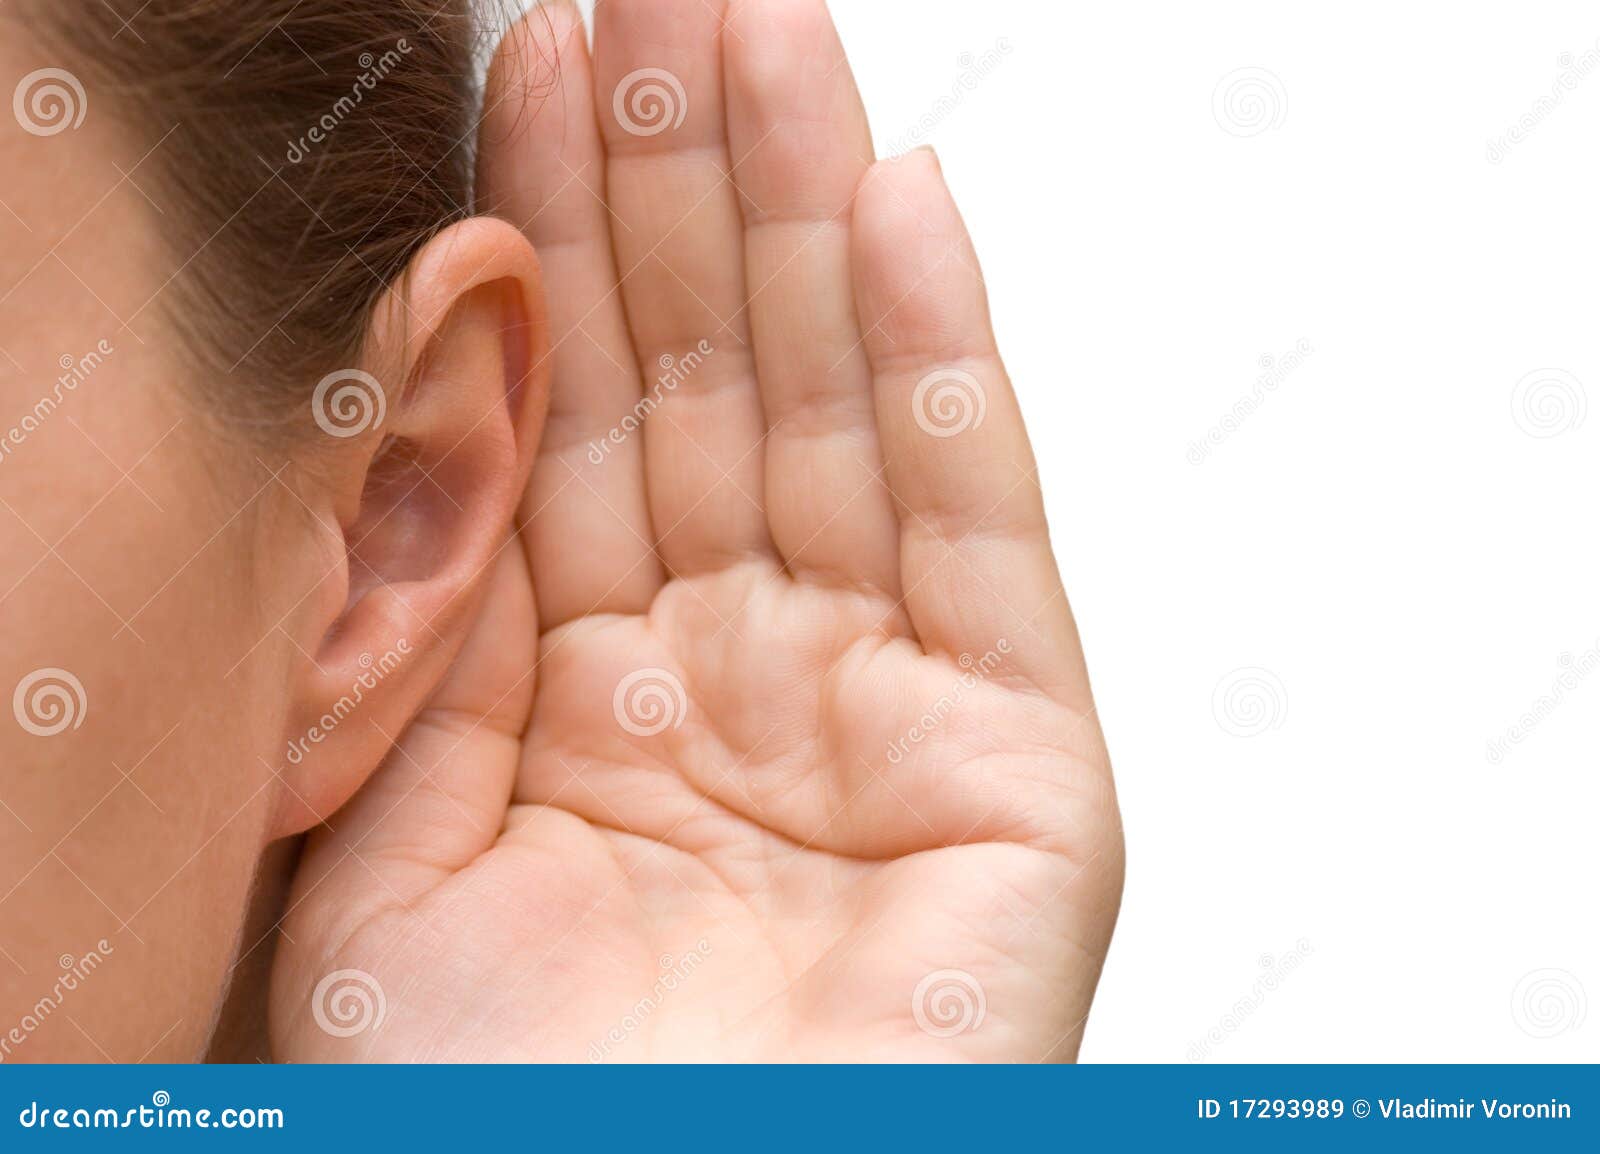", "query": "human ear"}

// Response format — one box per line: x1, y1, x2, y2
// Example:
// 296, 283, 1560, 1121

266, 217, 548, 839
